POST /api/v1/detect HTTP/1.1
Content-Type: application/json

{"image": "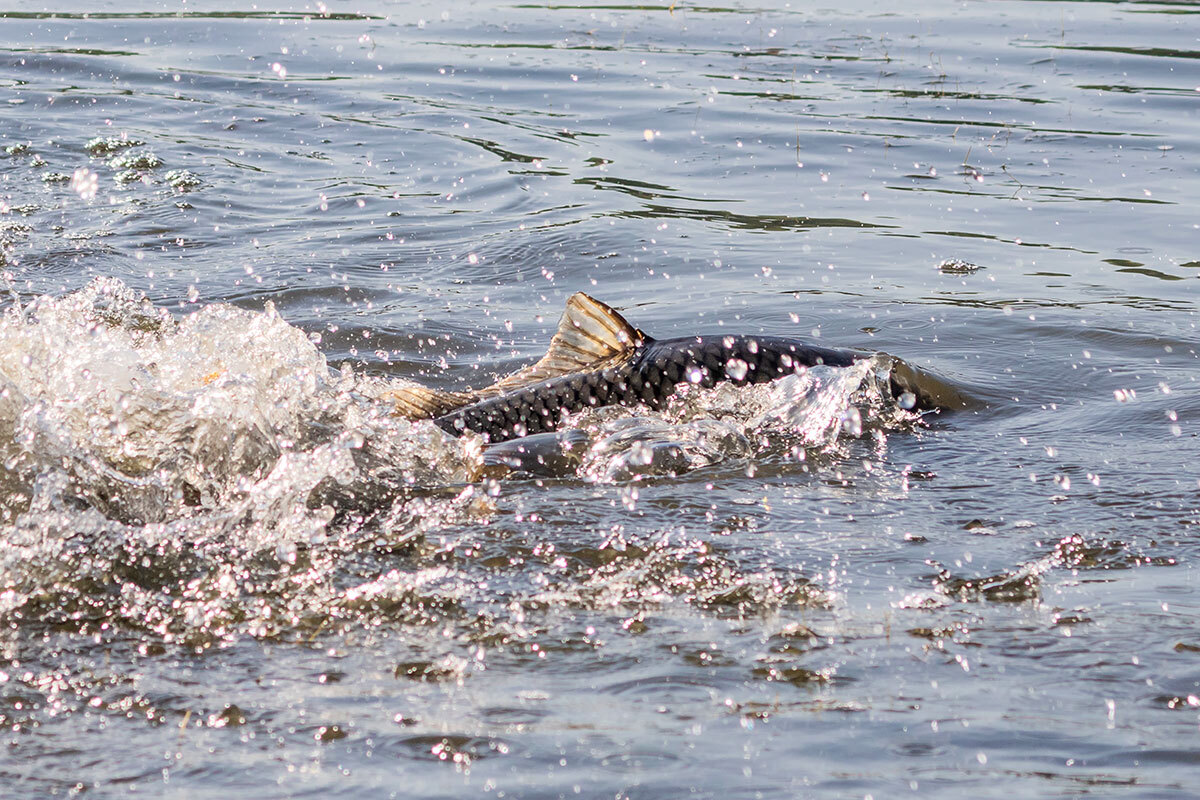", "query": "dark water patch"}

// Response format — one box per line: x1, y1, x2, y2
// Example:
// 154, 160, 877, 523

1113, 265, 1190, 282
863, 87, 1054, 105
511, 3, 803, 12
377, 732, 513, 765
864, 114, 1158, 139
575, 174, 733, 204
1078, 83, 1200, 97
1052, 45, 1200, 61
0, 11, 383, 21
0, 46, 142, 57
613, 204, 891, 232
